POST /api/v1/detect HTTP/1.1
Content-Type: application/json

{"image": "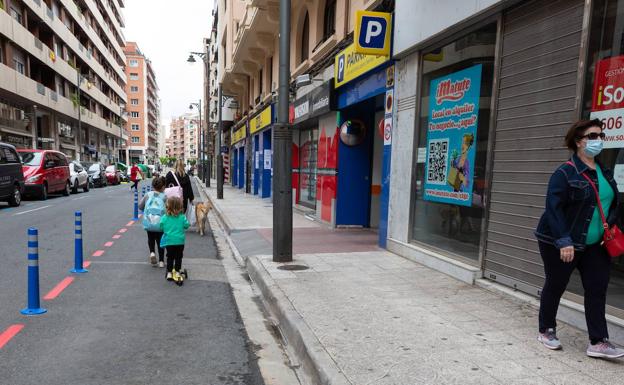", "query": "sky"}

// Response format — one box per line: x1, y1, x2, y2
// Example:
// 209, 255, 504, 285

122, 0, 214, 134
